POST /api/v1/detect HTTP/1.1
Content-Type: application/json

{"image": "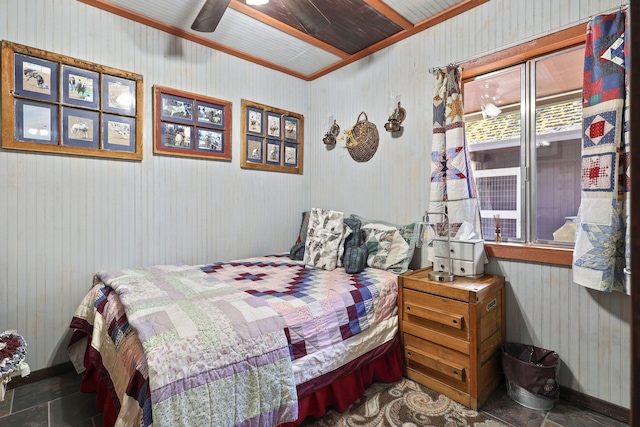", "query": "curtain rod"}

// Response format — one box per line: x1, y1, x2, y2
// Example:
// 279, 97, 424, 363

588, 3, 628, 21
427, 2, 628, 77
428, 63, 461, 75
